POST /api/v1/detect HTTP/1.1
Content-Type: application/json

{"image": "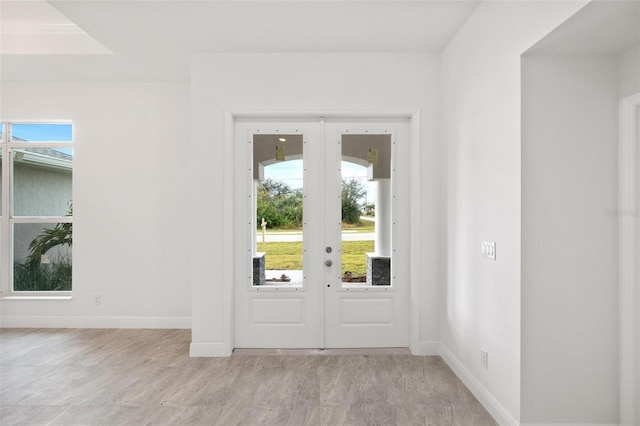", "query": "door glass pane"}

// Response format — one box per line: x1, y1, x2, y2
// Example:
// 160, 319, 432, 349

11, 123, 72, 142
12, 148, 73, 216
13, 222, 72, 291
252, 134, 304, 287
341, 134, 391, 287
